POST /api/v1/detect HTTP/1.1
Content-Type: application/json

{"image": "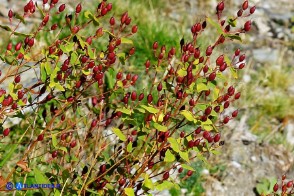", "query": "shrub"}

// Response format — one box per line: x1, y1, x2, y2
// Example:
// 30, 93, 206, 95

0, 0, 256, 195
